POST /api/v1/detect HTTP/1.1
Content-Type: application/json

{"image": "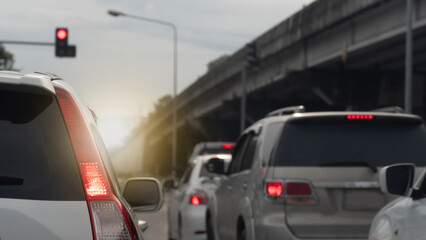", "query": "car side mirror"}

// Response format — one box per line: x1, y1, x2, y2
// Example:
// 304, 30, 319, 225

380, 163, 415, 196
205, 158, 226, 175
122, 177, 164, 212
